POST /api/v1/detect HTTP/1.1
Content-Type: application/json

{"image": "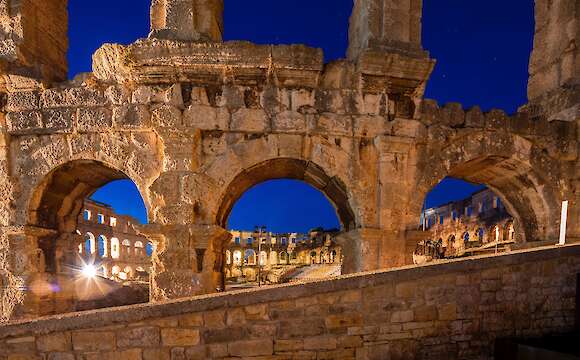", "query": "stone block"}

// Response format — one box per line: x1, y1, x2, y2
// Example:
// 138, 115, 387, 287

395, 282, 416, 298
203, 310, 226, 329
414, 305, 438, 322
190, 87, 210, 105
85, 349, 142, 360
391, 310, 414, 323
183, 105, 229, 130
440, 102, 465, 127
36, 332, 71, 352
226, 307, 246, 326
275, 339, 304, 352
161, 328, 200, 347
273, 110, 307, 132
179, 313, 203, 327
47, 353, 75, 360
303, 336, 337, 351
228, 339, 274, 357
151, 104, 182, 128
317, 348, 356, 359
6, 91, 40, 112
117, 326, 160, 348
6, 111, 42, 133
419, 99, 440, 125
41, 88, 106, 108
314, 113, 353, 136
484, 109, 508, 129
244, 303, 269, 321
72, 331, 115, 351
105, 85, 131, 105
230, 108, 269, 132
325, 313, 363, 329
465, 106, 484, 128
43, 109, 74, 131
291, 89, 315, 111
112, 105, 151, 128
354, 115, 386, 137
143, 348, 170, 360
77, 107, 113, 132
207, 343, 228, 358
337, 335, 363, 348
